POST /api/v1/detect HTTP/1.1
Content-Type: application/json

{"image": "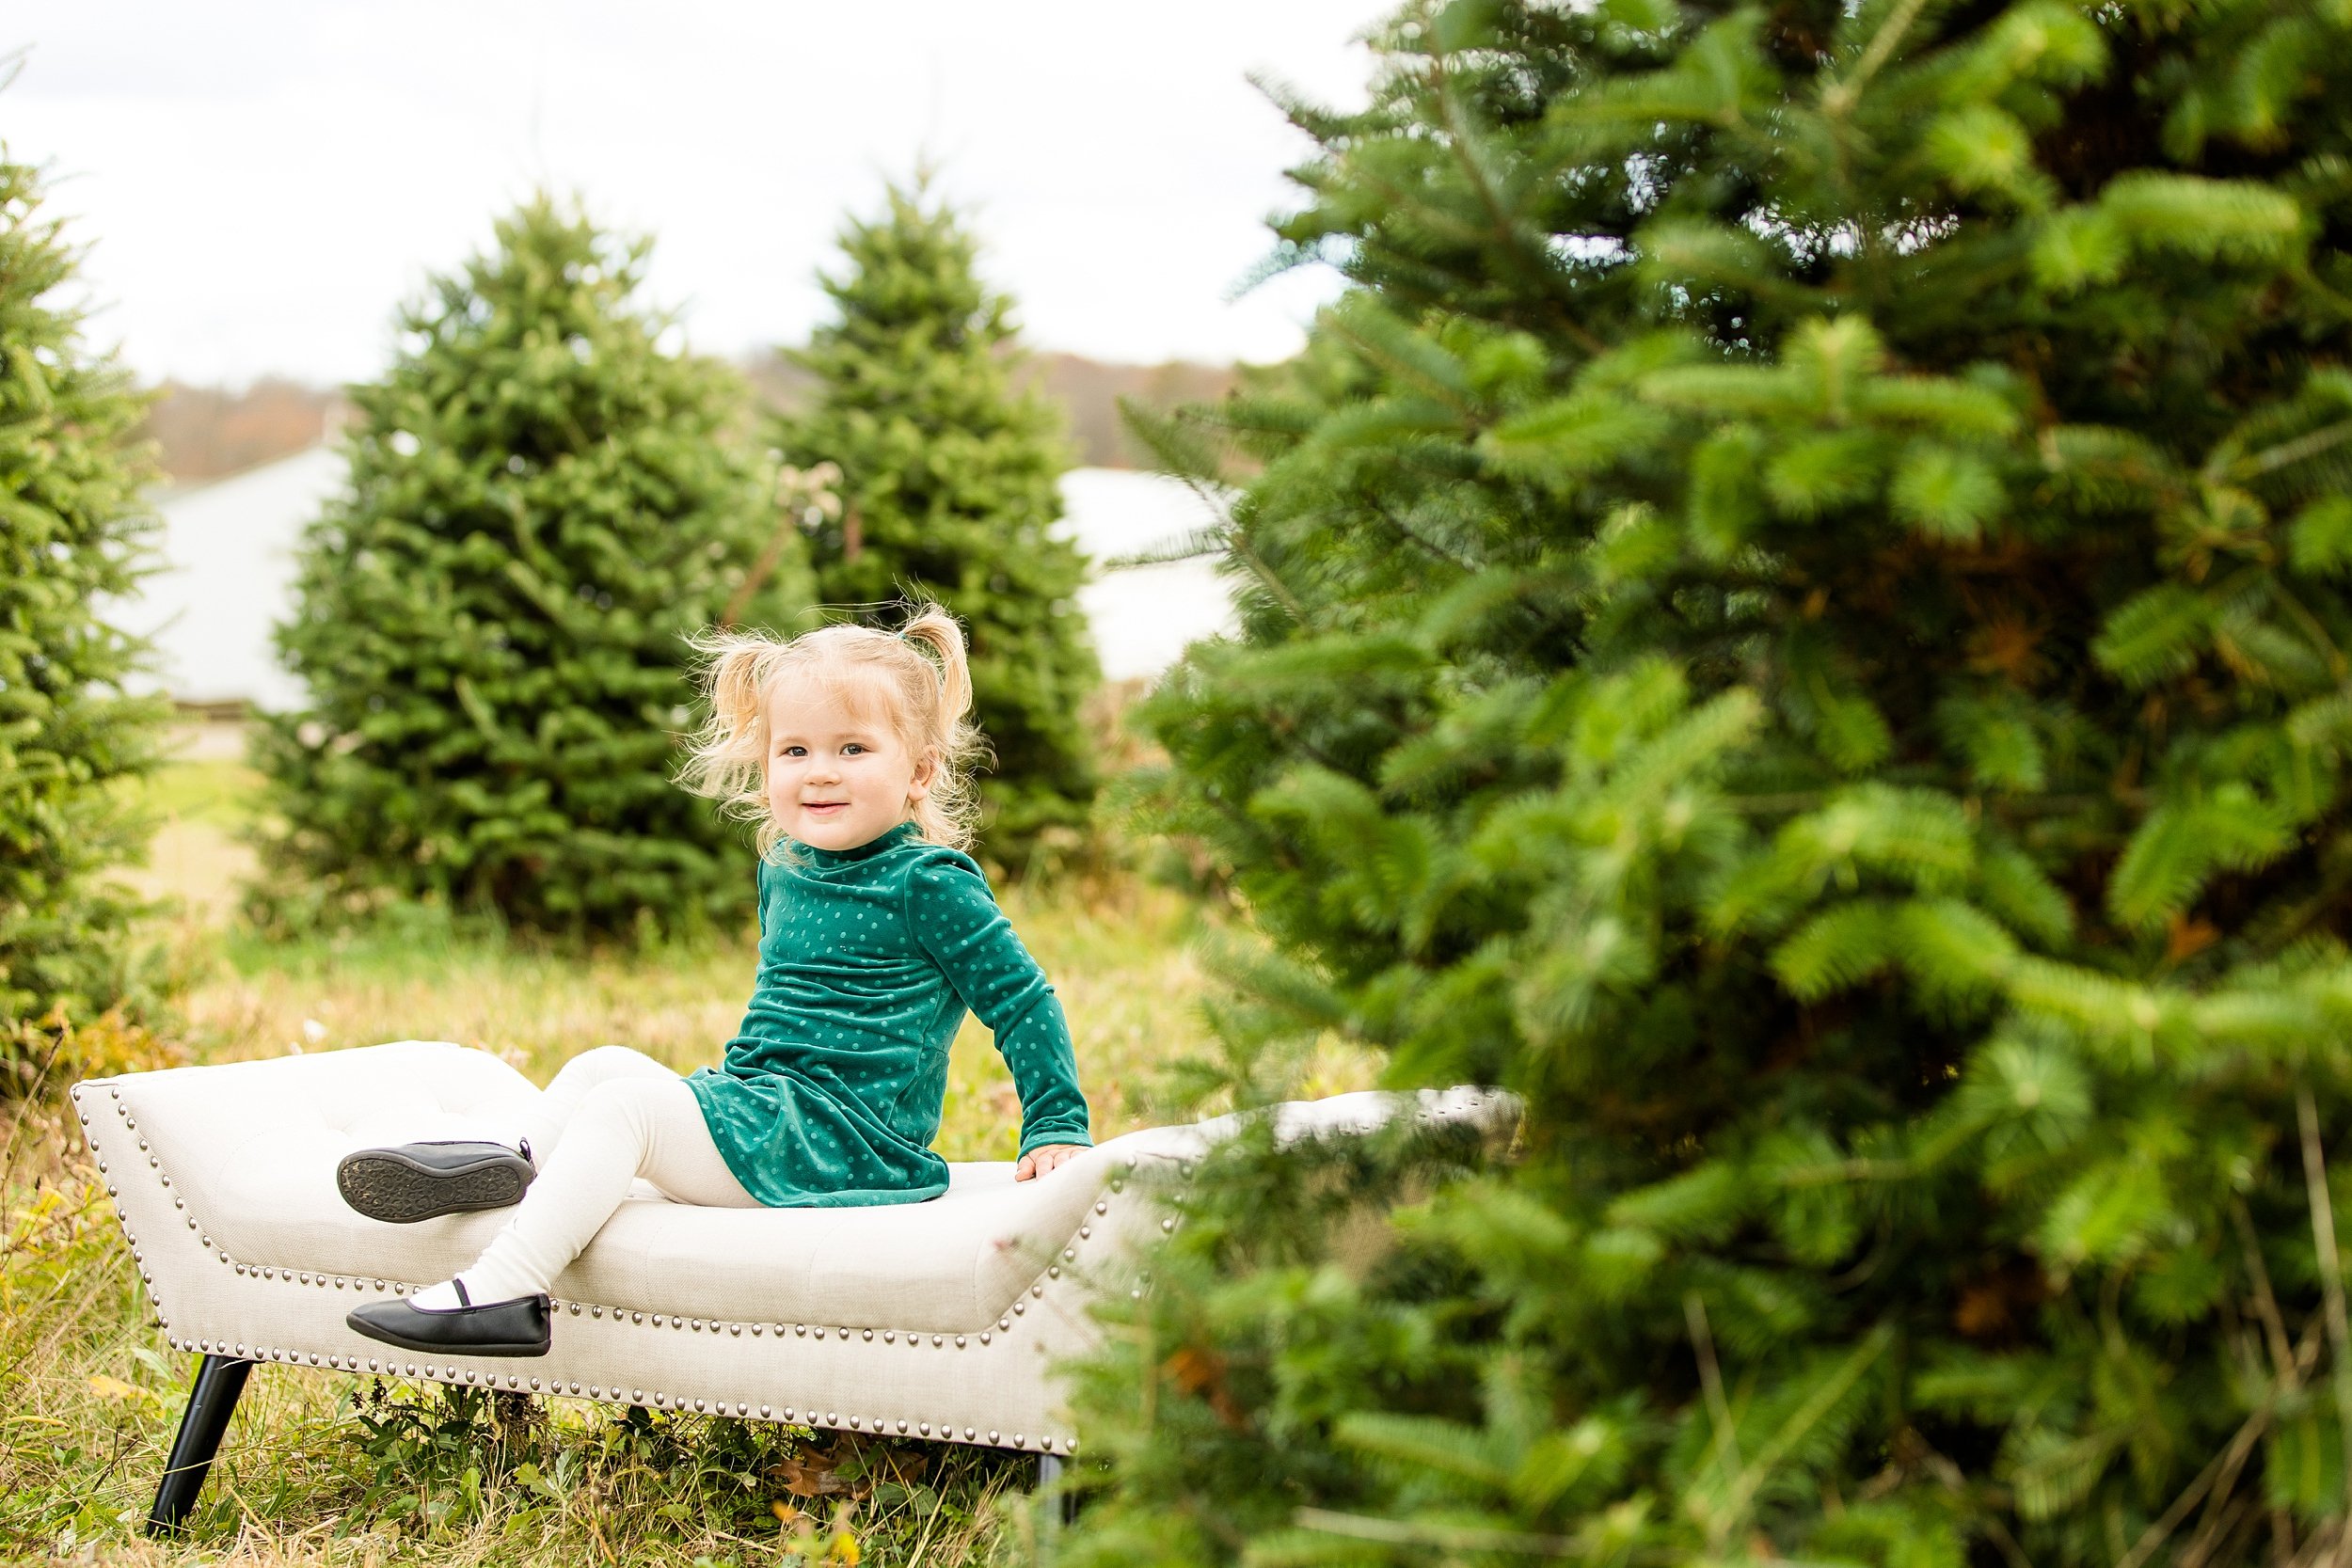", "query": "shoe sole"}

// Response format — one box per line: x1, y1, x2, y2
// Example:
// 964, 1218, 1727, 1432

345, 1309, 550, 1358
337, 1150, 532, 1224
